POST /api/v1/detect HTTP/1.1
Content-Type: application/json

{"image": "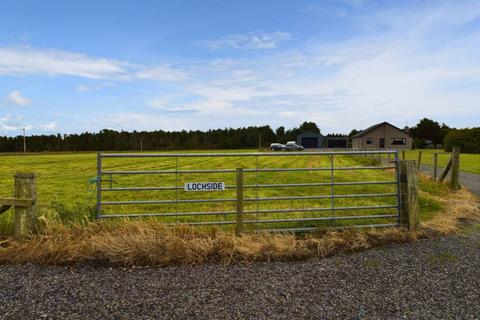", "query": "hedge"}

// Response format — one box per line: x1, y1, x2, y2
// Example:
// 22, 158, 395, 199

444, 128, 480, 153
